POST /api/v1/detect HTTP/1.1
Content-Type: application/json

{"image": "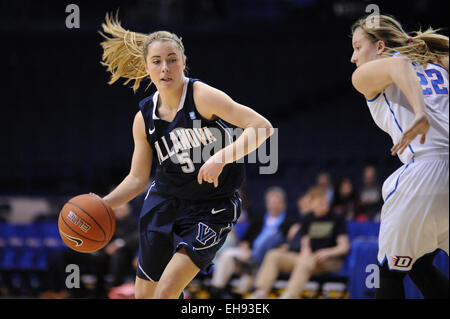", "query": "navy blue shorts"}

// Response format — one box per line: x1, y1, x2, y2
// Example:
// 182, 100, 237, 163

136, 191, 241, 282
